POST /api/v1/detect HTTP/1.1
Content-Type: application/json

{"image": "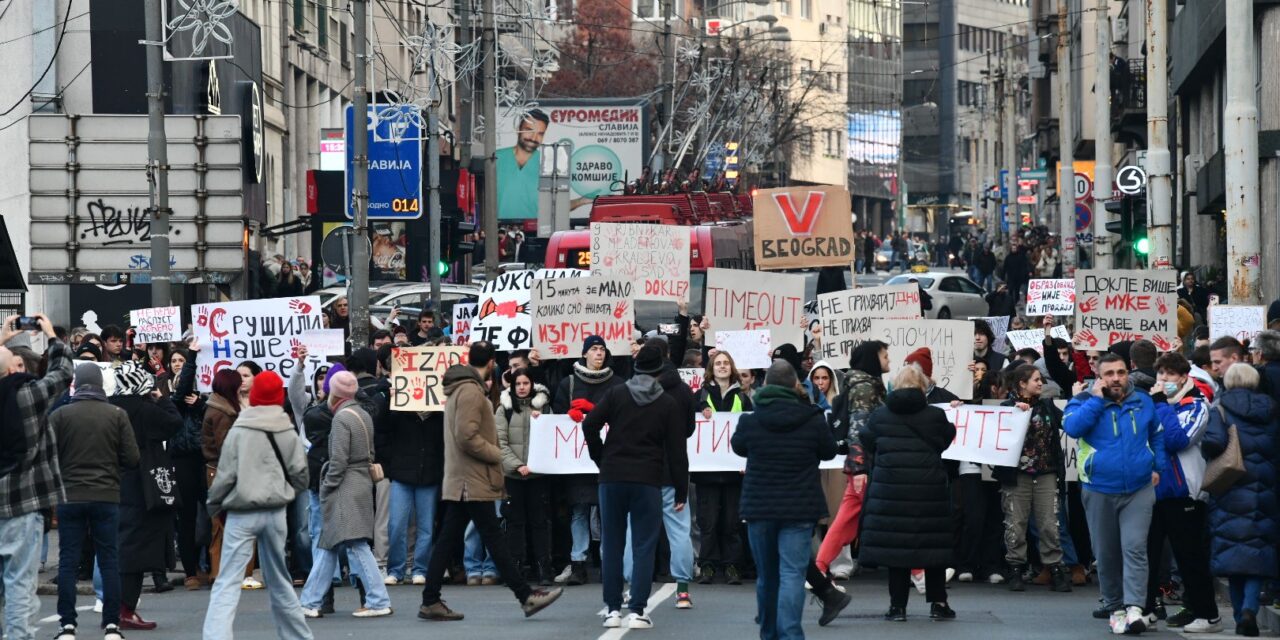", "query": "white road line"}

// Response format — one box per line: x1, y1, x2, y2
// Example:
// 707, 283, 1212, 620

596, 582, 678, 640
38, 604, 93, 625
